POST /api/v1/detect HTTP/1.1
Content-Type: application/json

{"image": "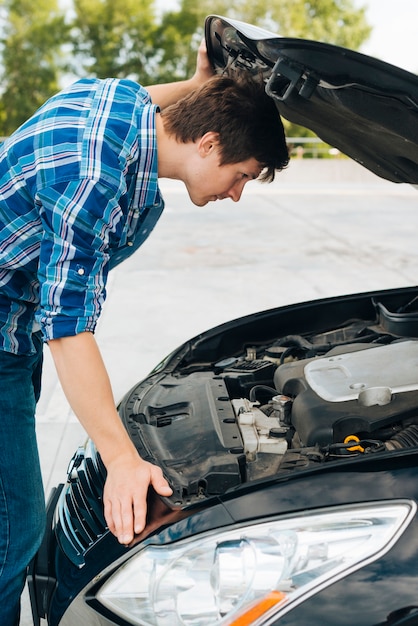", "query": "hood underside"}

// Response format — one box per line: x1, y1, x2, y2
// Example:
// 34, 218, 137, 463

205, 15, 418, 184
